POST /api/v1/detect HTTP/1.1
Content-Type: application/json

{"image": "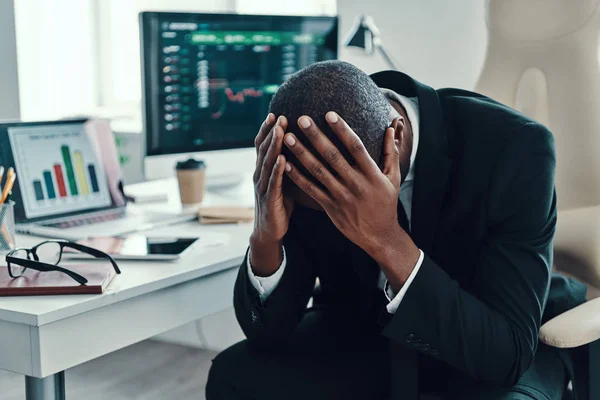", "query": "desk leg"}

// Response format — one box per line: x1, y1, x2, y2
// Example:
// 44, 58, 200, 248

25, 372, 66, 400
